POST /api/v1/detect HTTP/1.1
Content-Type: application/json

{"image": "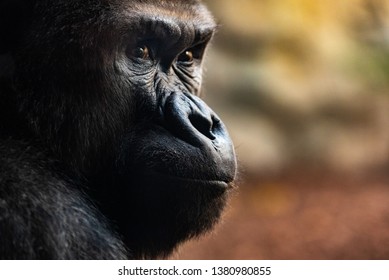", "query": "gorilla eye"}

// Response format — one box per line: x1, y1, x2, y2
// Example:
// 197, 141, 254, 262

177, 50, 194, 63
130, 45, 150, 60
